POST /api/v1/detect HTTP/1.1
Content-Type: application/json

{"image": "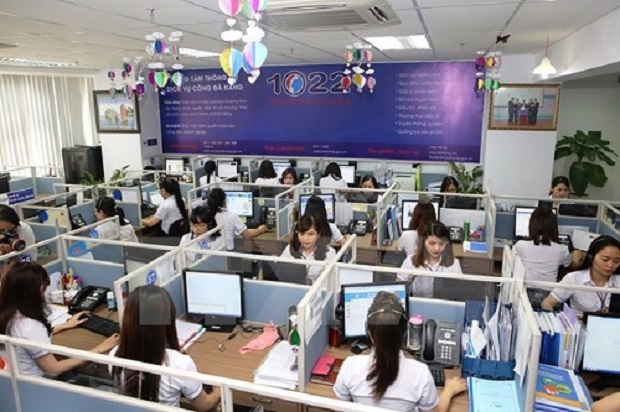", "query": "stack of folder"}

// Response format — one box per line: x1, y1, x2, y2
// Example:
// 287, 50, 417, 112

254, 341, 299, 389
534, 364, 591, 412
535, 306, 586, 370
